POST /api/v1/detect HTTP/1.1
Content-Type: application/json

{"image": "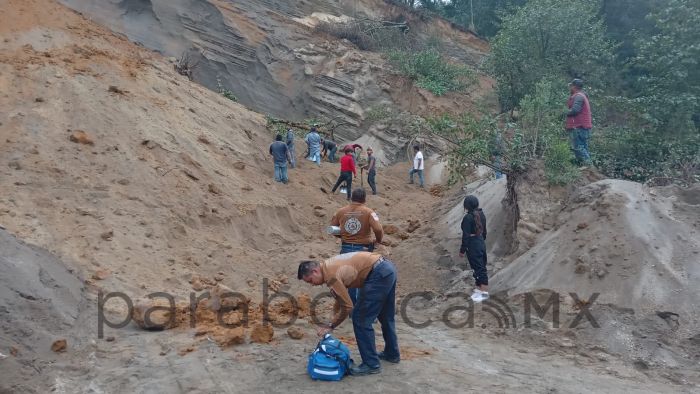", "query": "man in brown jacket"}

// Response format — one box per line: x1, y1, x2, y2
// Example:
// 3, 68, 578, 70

298, 252, 400, 376
330, 188, 383, 304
